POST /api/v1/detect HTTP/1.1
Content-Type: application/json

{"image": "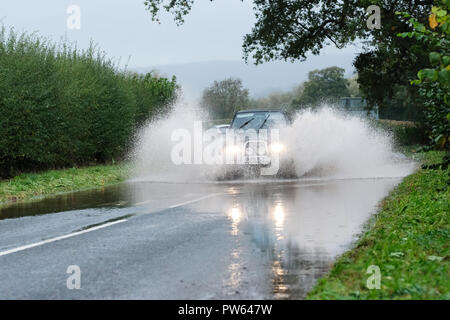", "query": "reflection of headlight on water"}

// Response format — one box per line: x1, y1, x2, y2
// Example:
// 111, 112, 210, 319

228, 205, 242, 236
270, 143, 285, 153
272, 203, 285, 229
229, 206, 242, 223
